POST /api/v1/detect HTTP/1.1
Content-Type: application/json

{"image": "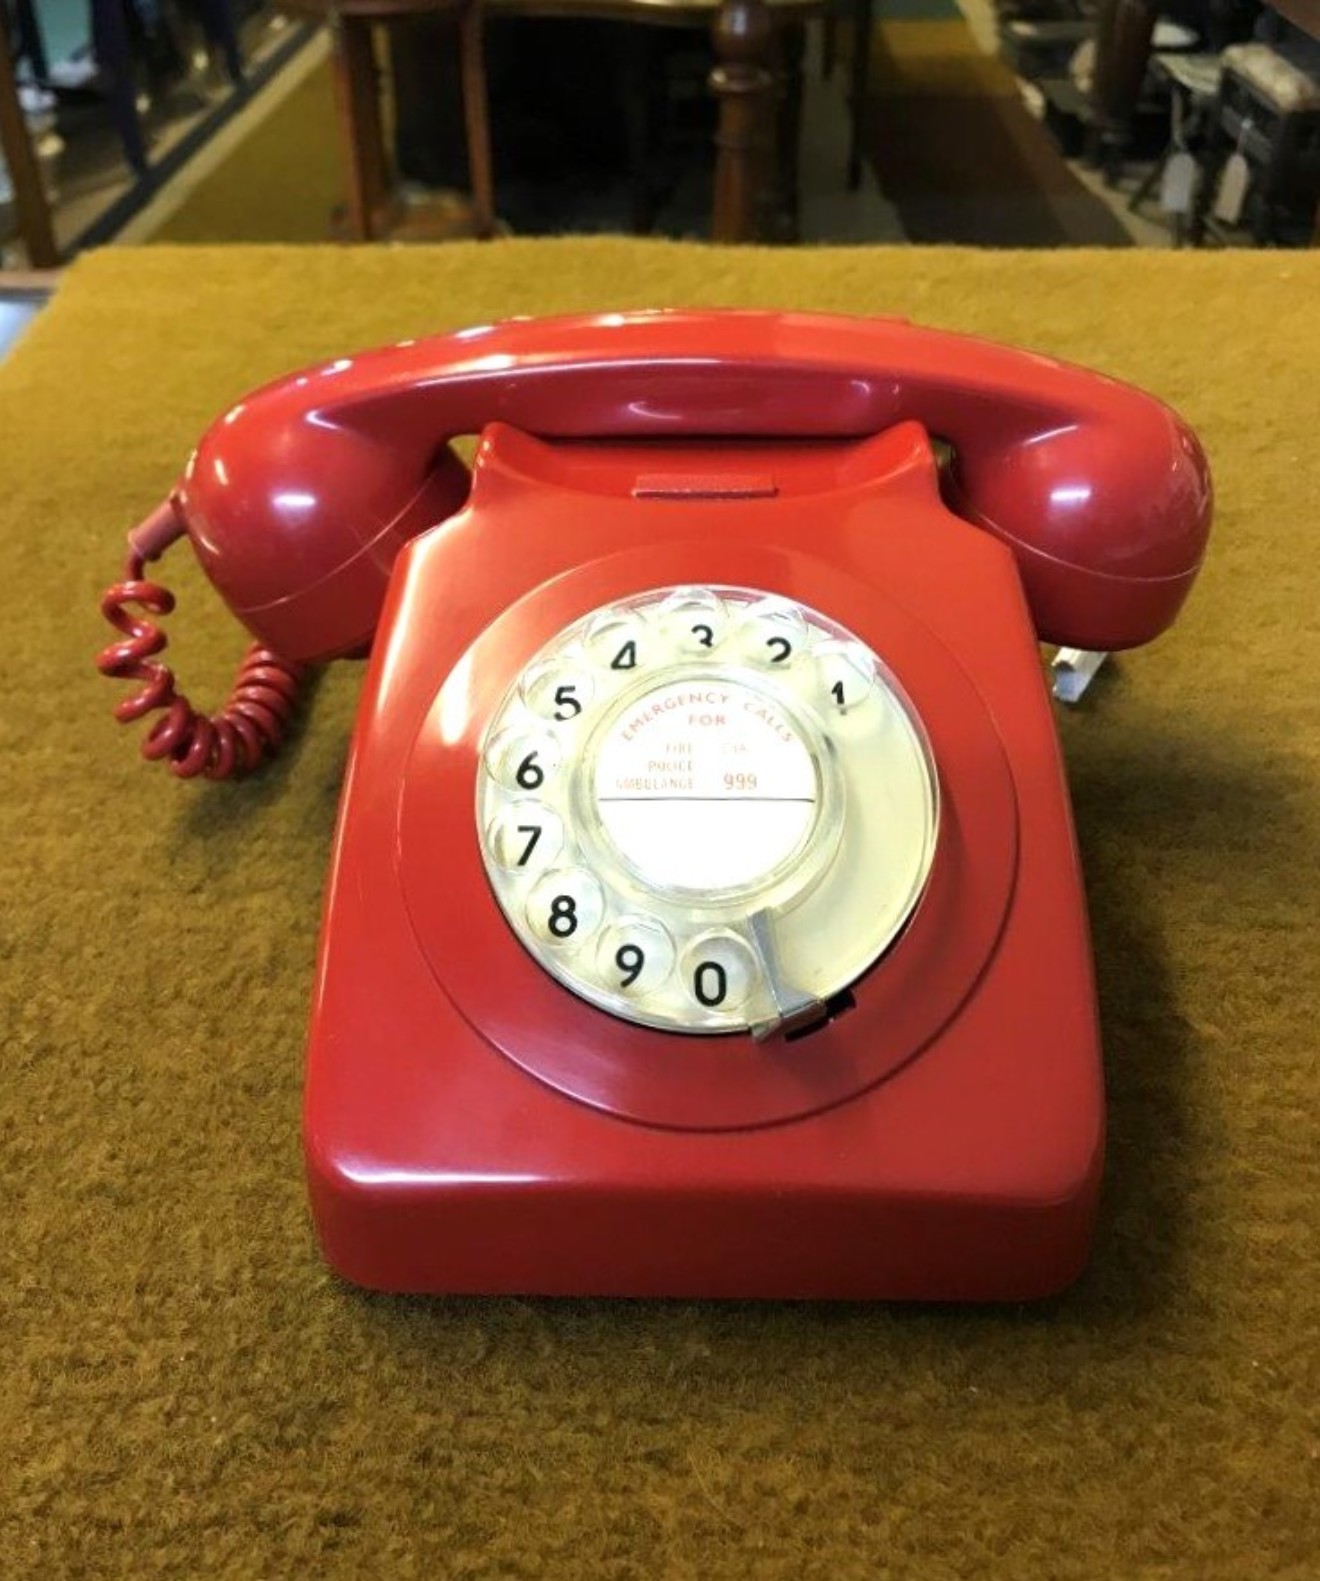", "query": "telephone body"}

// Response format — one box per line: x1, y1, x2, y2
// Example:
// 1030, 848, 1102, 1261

99, 312, 1212, 1300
